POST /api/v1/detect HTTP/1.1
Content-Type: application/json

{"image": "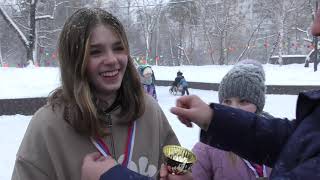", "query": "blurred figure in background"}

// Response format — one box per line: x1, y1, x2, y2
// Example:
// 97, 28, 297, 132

170, 71, 189, 96
178, 73, 189, 96
138, 65, 157, 100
